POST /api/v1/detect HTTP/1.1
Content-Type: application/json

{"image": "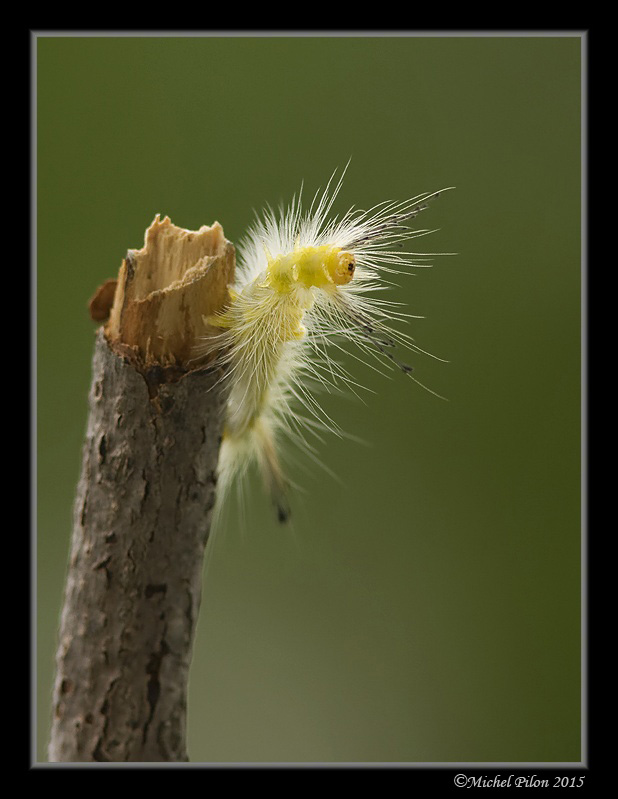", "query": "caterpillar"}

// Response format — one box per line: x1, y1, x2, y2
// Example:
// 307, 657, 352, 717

201, 166, 452, 524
